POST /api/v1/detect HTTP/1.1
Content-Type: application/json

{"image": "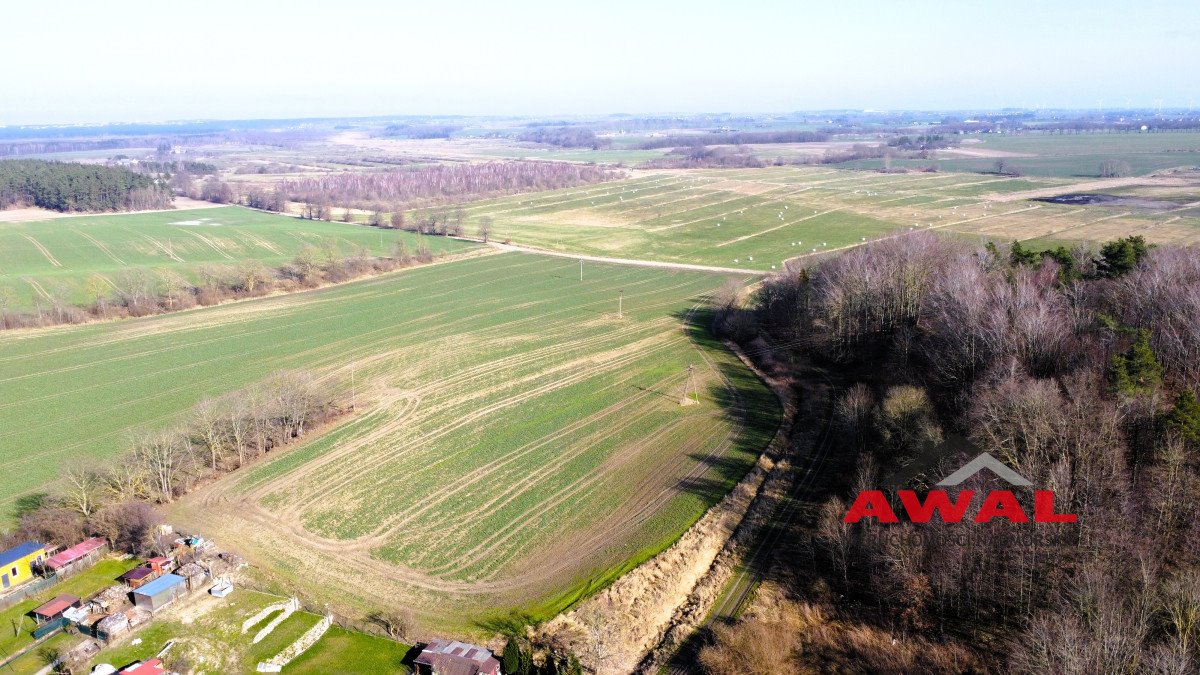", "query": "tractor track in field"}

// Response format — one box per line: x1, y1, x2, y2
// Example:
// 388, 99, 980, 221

142, 234, 186, 261
181, 289, 760, 602
460, 176, 673, 214
22, 277, 53, 301
269, 327, 692, 534
476, 177, 692, 217
377, 386, 665, 541
21, 235, 62, 267
75, 228, 127, 265
183, 229, 236, 259
712, 206, 844, 248
645, 187, 808, 233
244, 316, 677, 507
